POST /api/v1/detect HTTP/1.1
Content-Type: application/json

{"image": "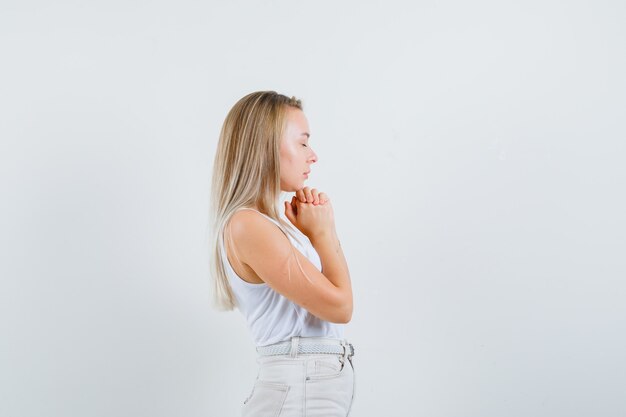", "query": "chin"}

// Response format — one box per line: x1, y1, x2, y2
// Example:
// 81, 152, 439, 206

280, 179, 306, 193
280, 183, 299, 193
